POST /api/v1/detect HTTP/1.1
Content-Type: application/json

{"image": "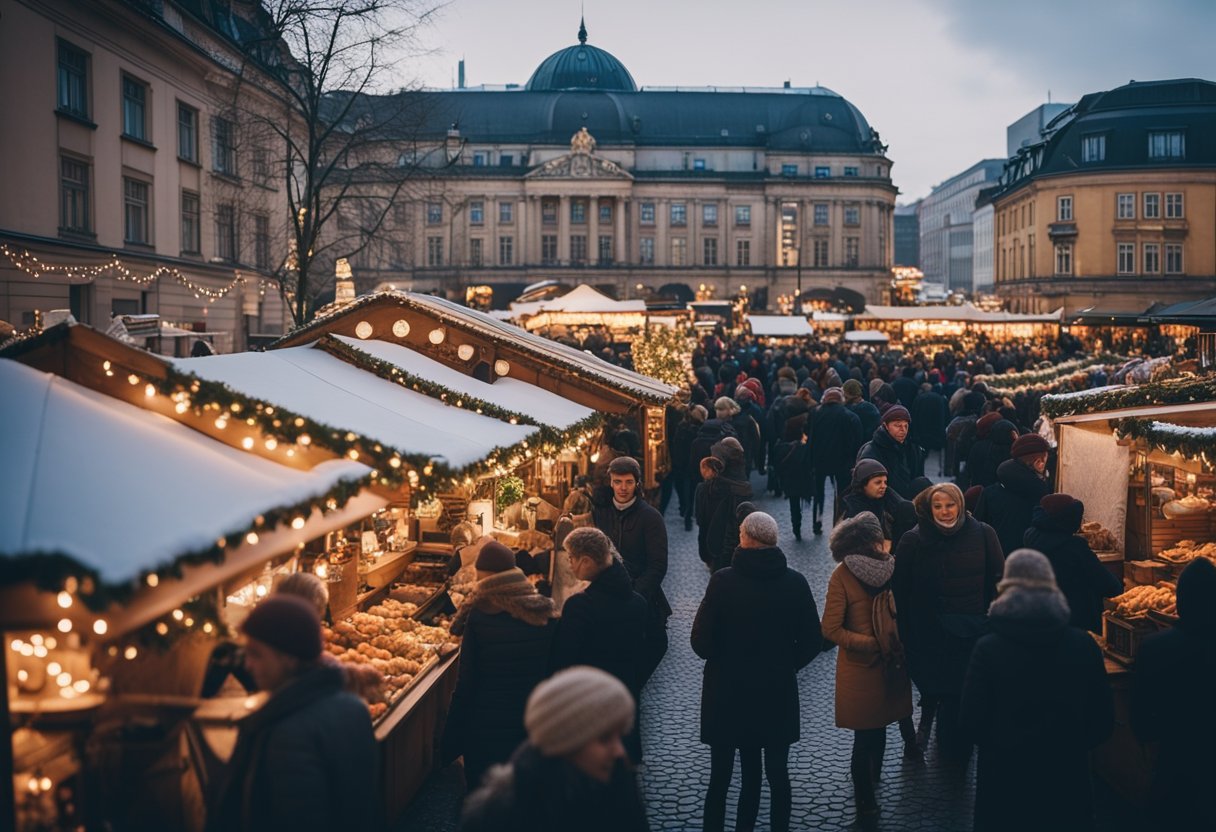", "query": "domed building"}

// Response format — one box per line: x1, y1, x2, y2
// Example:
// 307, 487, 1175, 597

345, 20, 897, 308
